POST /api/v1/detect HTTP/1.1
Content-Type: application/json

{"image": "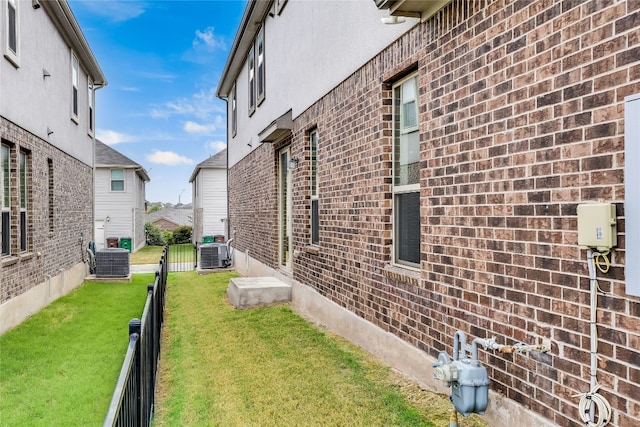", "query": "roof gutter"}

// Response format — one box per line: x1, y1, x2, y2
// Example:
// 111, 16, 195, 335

217, 0, 272, 98
40, 0, 107, 85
